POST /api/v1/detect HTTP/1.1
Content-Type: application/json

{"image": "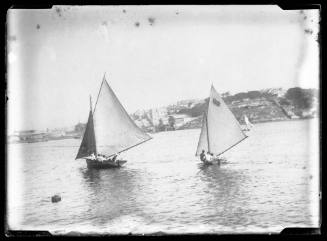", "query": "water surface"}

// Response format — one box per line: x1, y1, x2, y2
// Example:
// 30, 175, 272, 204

7, 119, 320, 234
